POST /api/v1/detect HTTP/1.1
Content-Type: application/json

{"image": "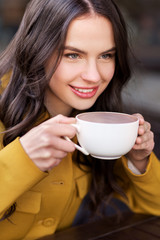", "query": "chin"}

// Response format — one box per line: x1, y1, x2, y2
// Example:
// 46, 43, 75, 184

73, 100, 96, 111
74, 105, 93, 111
